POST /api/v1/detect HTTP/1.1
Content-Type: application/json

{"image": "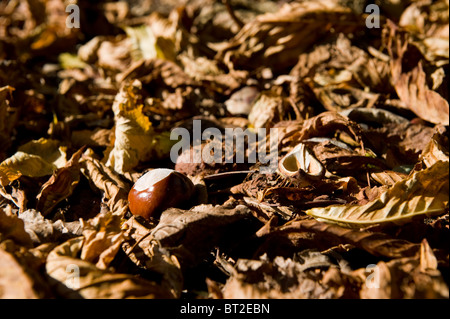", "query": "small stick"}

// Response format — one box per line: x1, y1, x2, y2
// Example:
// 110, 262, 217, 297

223, 0, 245, 29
